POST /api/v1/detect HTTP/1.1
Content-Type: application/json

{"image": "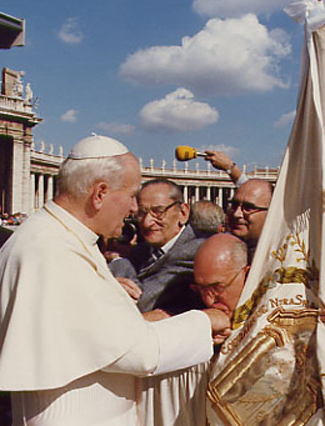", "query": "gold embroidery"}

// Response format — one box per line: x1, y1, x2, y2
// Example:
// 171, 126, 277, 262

232, 277, 271, 330
208, 308, 322, 426
232, 231, 319, 330
269, 294, 309, 309
275, 266, 312, 285
266, 306, 318, 331
272, 233, 318, 286
224, 305, 268, 354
